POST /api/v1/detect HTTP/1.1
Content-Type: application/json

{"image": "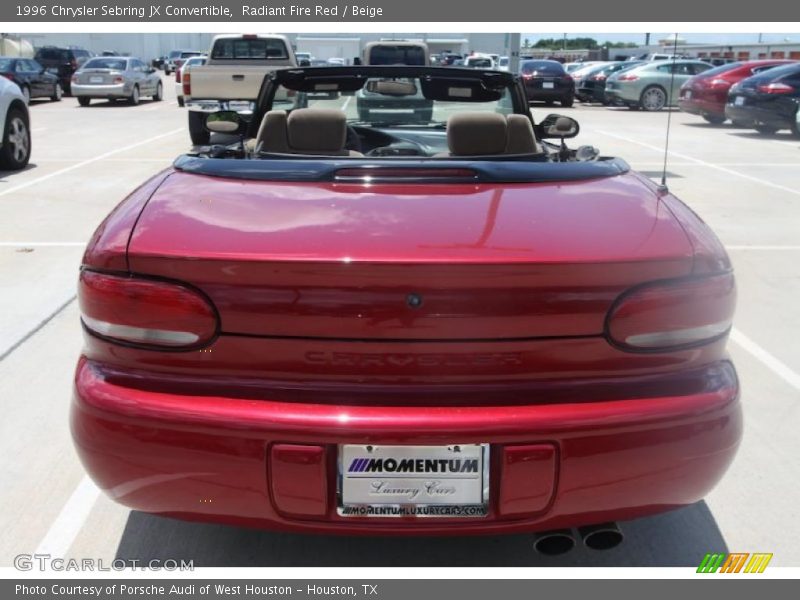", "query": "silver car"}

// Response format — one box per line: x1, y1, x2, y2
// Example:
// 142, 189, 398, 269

604, 60, 712, 111
72, 57, 163, 106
